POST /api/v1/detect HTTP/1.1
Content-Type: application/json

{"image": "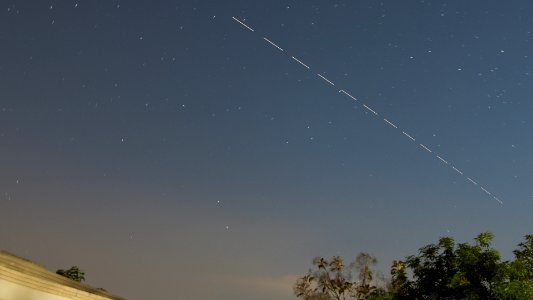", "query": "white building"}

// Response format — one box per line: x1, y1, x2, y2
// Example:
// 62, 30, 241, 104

0, 251, 125, 300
